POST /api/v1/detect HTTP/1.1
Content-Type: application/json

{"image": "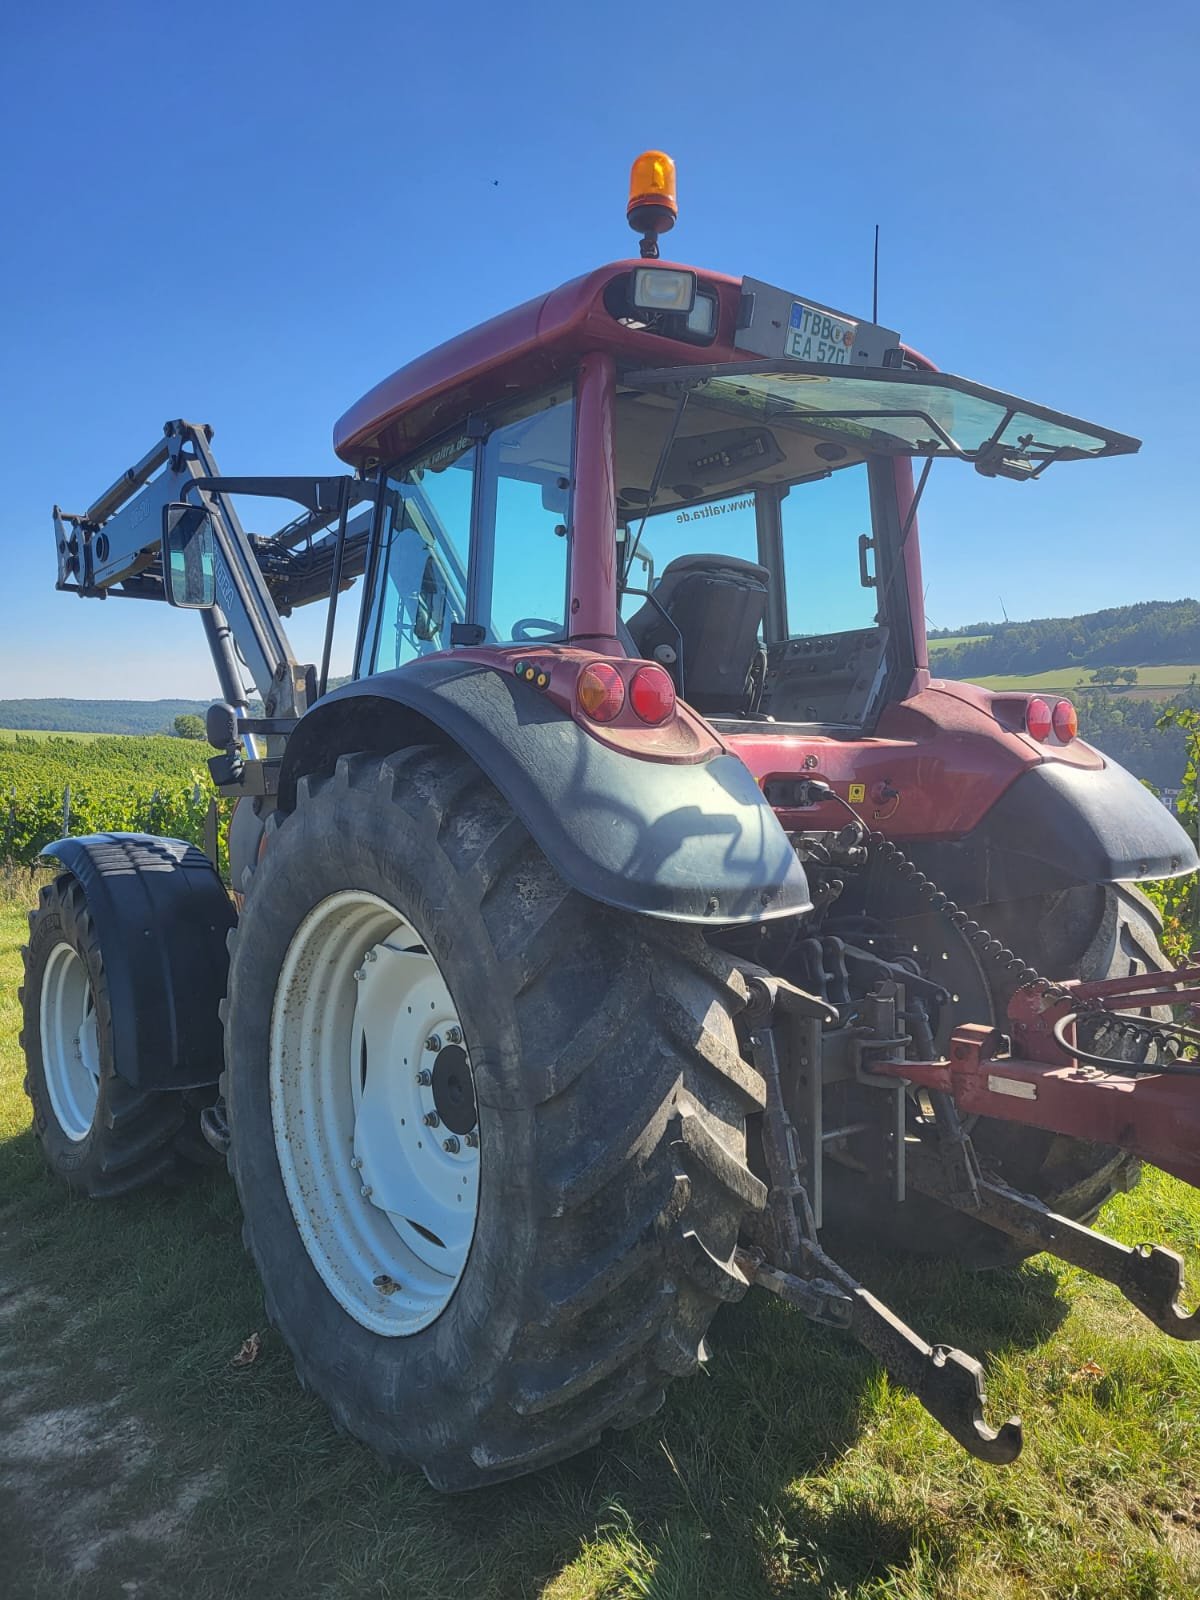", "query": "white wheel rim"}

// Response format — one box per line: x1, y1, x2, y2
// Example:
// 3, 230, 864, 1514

269, 891, 481, 1336
40, 941, 101, 1143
